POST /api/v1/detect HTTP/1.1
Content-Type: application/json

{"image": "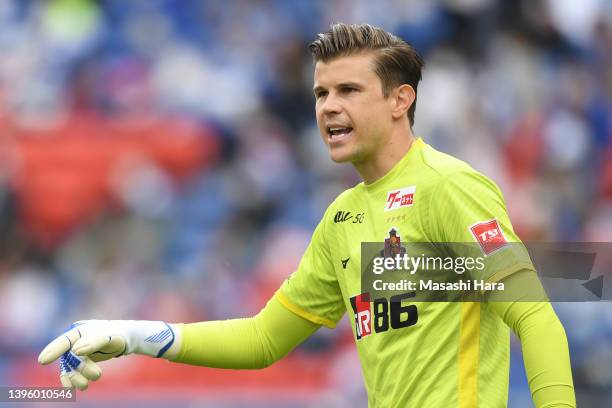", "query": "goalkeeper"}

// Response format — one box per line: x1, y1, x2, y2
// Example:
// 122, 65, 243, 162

39, 23, 575, 408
